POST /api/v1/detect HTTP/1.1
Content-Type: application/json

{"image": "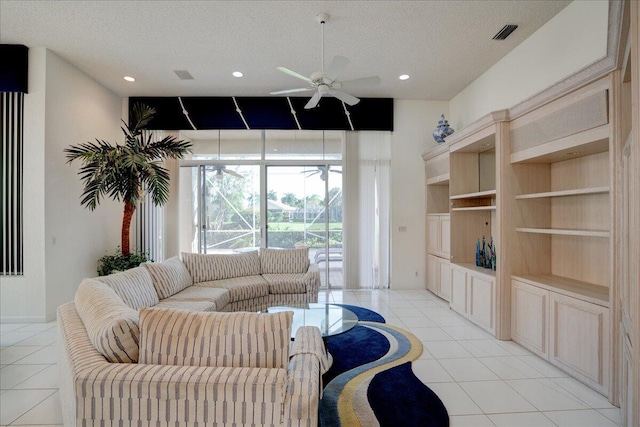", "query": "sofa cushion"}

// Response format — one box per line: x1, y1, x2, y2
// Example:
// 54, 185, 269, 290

260, 248, 310, 274
182, 251, 261, 283
262, 273, 308, 294
161, 286, 231, 311
142, 256, 192, 299
196, 275, 269, 303
74, 278, 140, 363
154, 299, 216, 312
95, 266, 159, 310
138, 307, 293, 369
